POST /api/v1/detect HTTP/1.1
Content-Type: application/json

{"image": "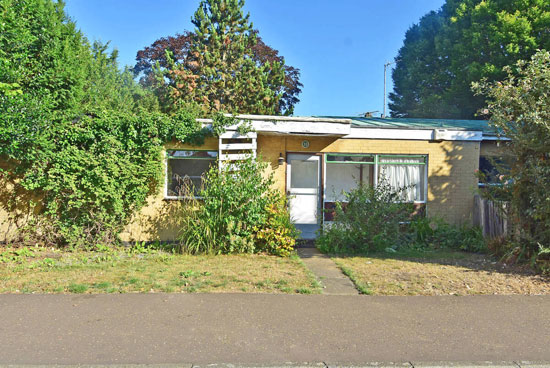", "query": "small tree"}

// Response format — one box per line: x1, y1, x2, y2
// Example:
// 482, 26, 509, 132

473, 50, 550, 262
